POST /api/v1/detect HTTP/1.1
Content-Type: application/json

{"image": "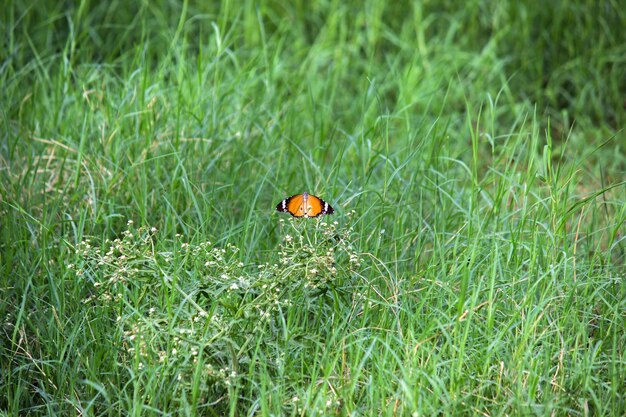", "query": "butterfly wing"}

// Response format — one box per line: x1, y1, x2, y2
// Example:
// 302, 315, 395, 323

305, 194, 334, 217
276, 194, 306, 217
